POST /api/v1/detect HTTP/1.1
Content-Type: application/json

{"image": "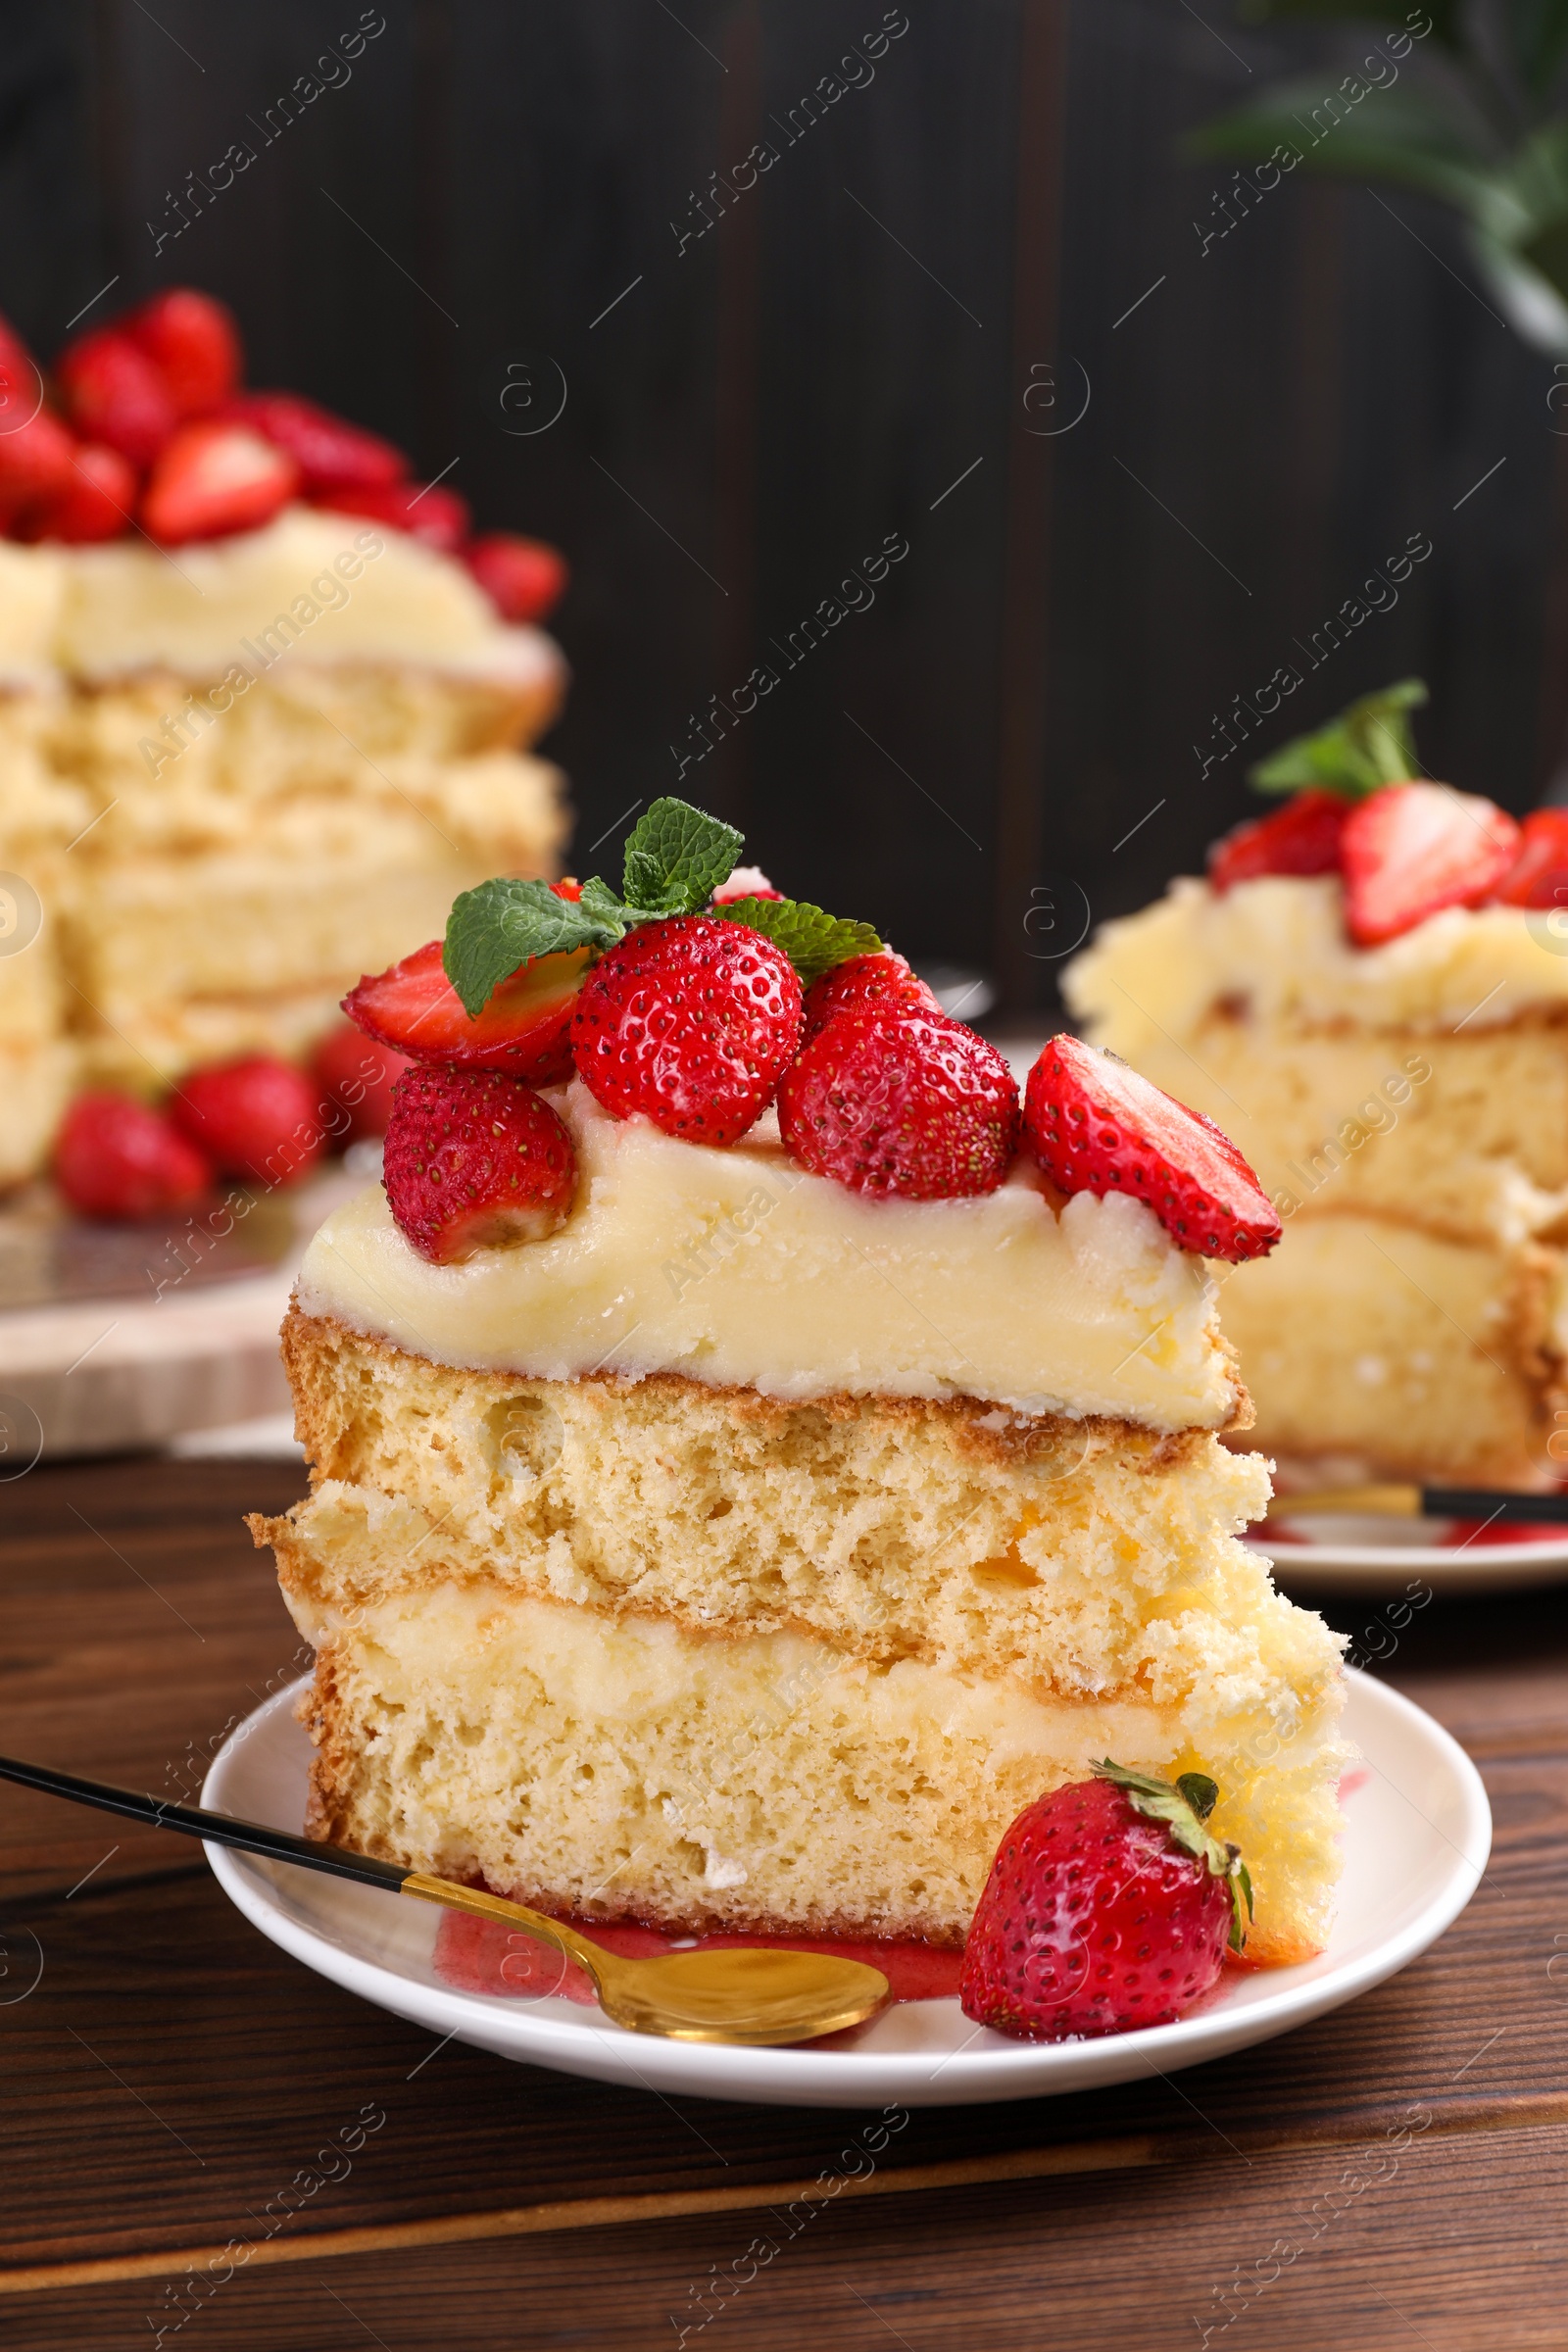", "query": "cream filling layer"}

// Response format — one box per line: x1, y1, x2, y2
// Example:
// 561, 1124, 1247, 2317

1064, 873, 1568, 1050
0, 508, 559, 687
296, 1081, 1240, 1429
